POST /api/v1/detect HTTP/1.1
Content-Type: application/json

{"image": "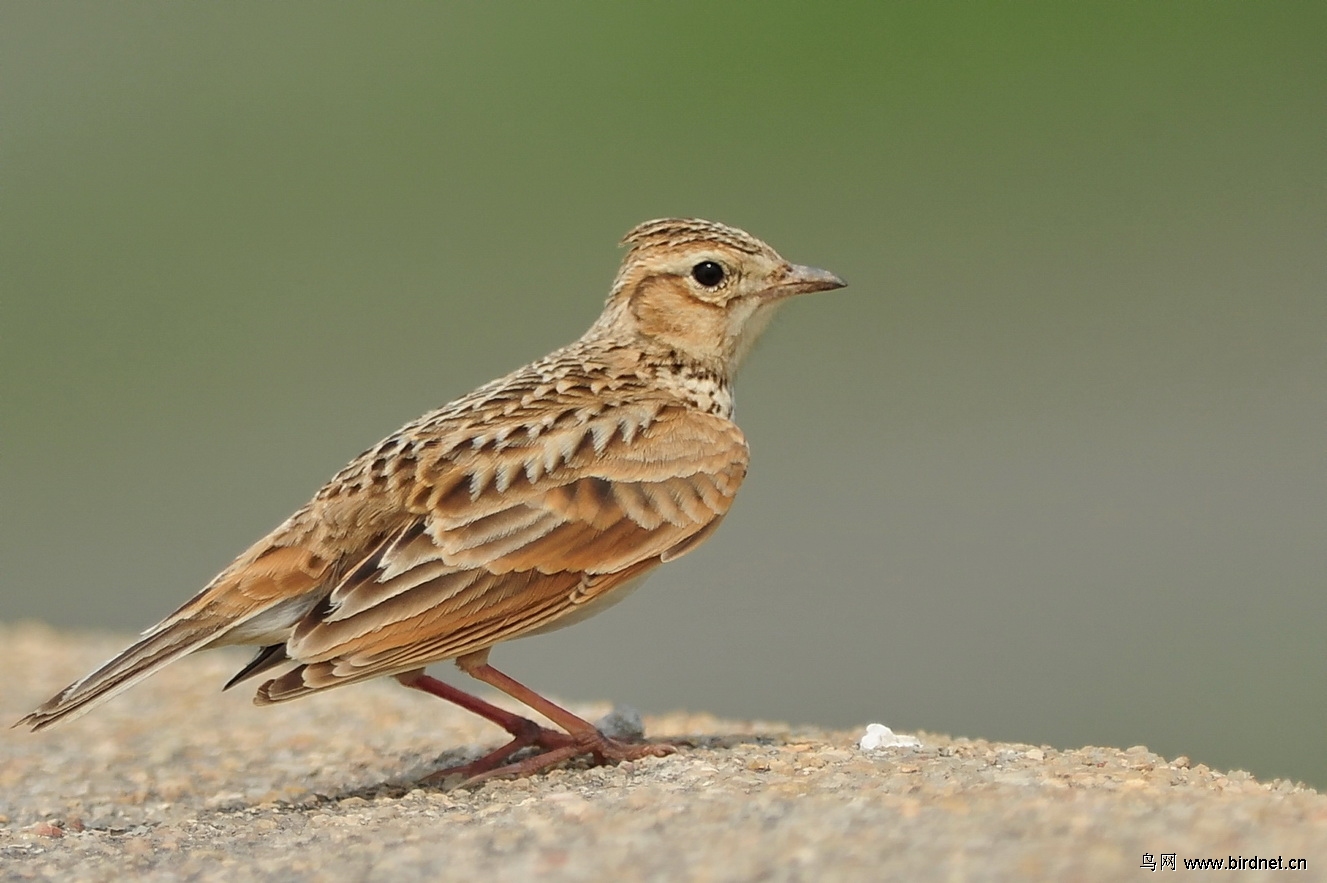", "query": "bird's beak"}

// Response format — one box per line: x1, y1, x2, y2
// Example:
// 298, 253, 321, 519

765, 263, 848, 299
